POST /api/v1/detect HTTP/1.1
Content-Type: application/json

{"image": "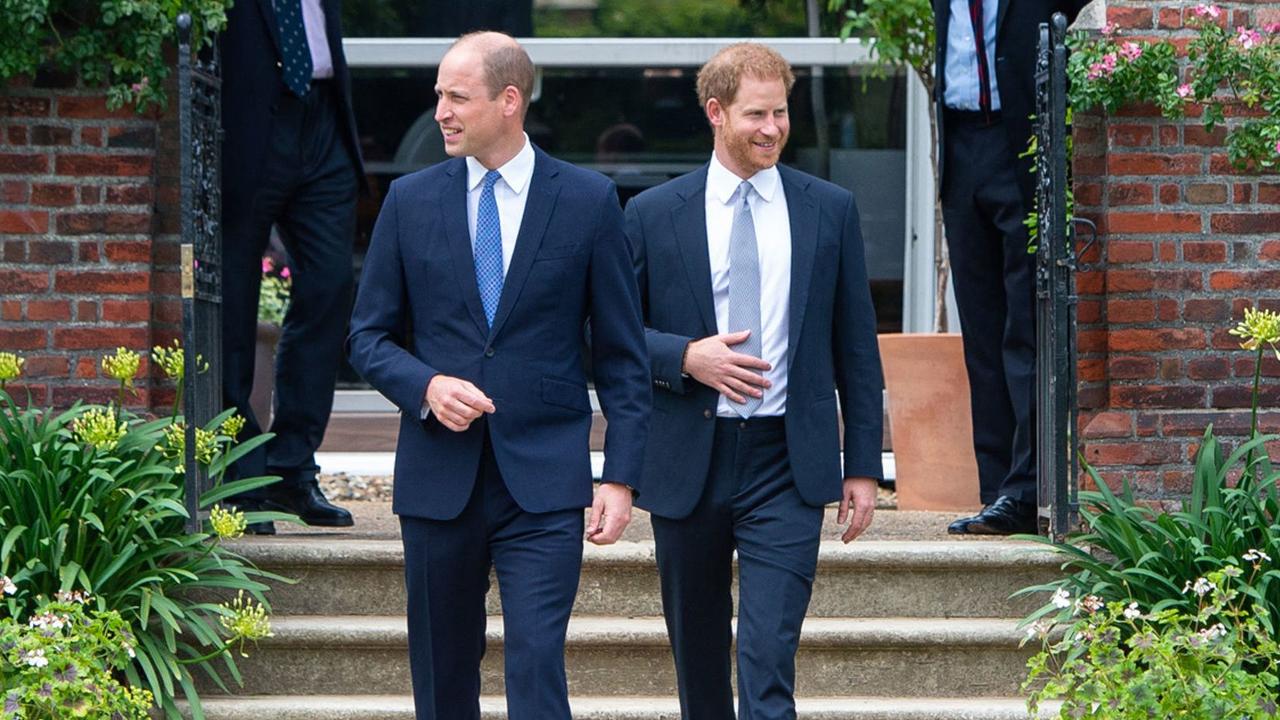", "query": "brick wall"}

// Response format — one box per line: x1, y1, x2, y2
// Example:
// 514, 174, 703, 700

0, 76, 181, 411
1075, 0, 1280, 498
